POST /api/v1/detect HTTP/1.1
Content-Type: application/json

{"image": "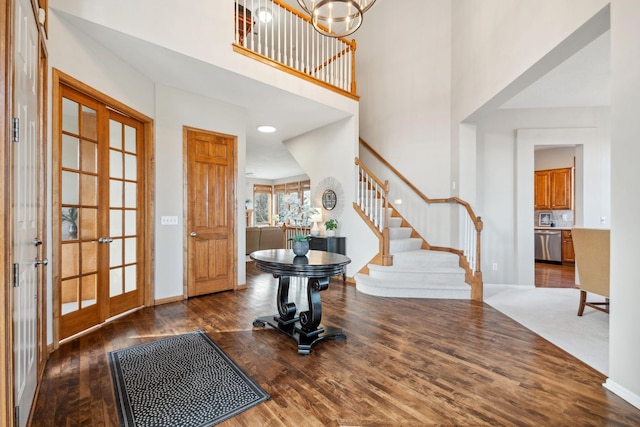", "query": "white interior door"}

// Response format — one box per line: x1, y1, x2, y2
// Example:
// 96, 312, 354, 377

13, 0, 41, 425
